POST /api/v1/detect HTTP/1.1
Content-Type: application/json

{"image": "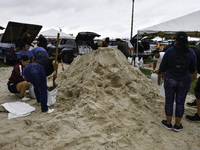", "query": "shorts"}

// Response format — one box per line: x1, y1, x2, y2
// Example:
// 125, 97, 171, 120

8, 84, 19, 93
